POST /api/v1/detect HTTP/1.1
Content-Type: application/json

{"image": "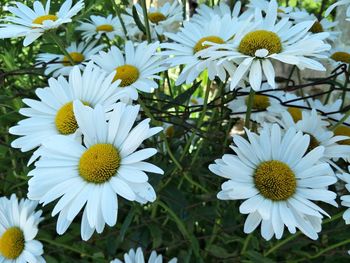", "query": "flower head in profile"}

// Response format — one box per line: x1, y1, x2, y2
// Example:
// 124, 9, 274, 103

111, 247, 177, 263
209, 124, 337, 240
36, 40, 105, 77
0, 194, 44, 262
0, 0, 84, 46
200, 0, 330, 91
92, 41, 167, 100
28, 101, 163, 240
10, 62, 128, 153
76, 15, 123, 41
